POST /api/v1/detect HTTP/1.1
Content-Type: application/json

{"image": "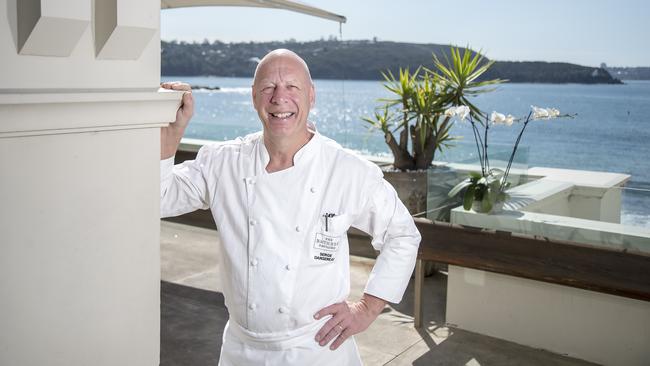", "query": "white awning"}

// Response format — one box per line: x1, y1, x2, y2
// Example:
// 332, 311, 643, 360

161, 0, 346, 23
